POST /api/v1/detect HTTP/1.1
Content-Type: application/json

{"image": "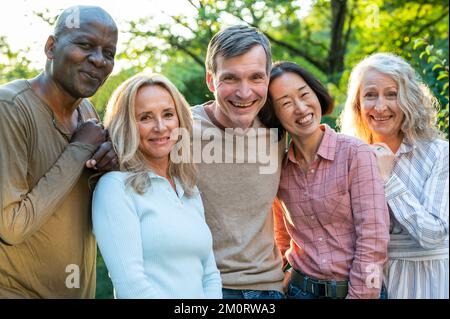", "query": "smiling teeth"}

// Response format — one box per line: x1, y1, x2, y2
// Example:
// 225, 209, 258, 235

232, 101, 253, 107
83, 72, 97, 80
374, 116, 390, 121
150, 137, 169, 141
297, 114, 313, 124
